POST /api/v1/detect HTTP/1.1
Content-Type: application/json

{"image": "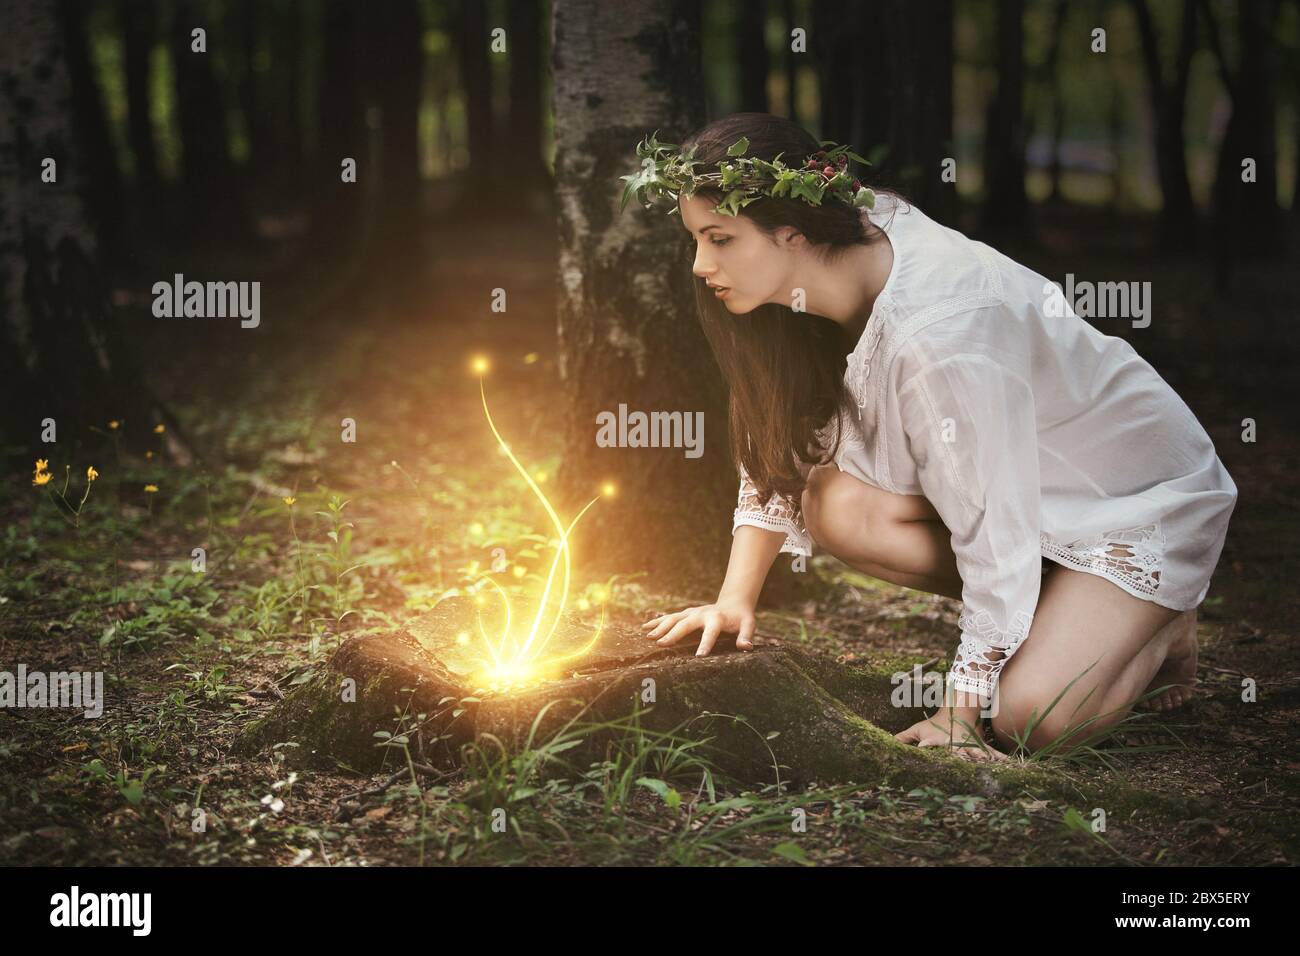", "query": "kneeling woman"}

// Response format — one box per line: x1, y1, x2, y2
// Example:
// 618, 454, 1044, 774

630, 113, 1237, 762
